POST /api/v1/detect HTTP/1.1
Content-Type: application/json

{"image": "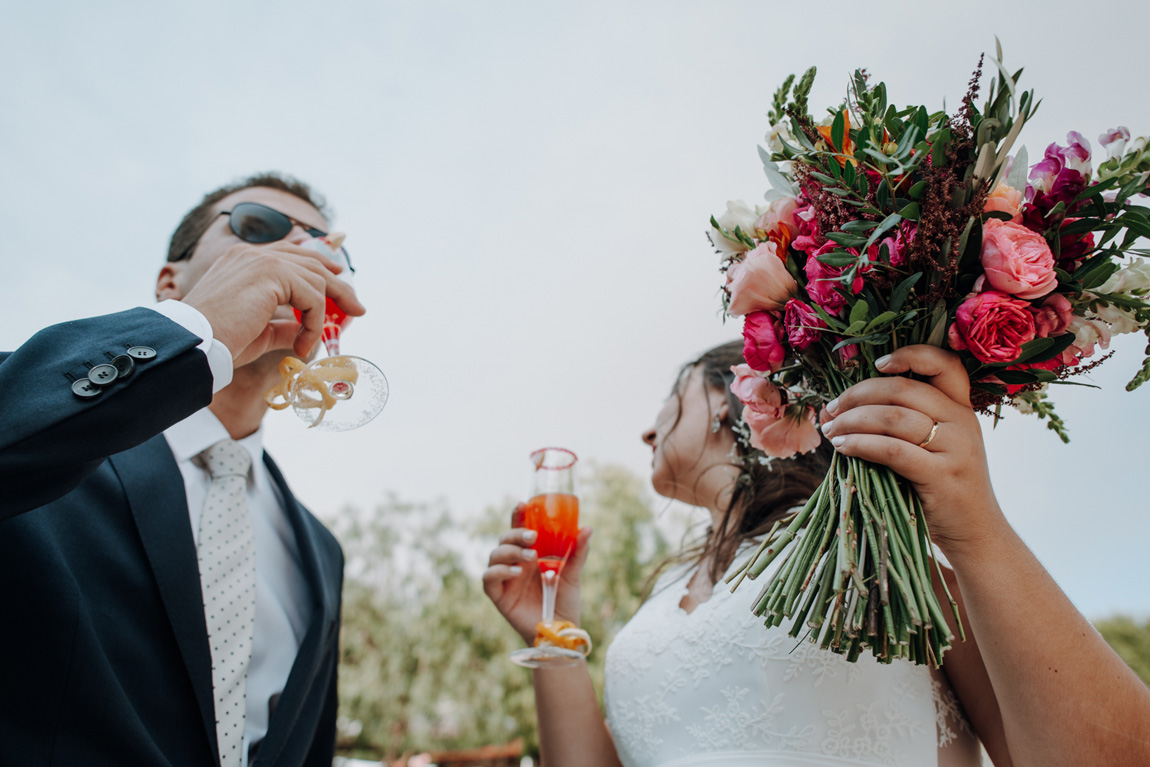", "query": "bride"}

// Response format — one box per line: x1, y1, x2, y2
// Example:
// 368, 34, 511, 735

483, 341, 1150, 767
